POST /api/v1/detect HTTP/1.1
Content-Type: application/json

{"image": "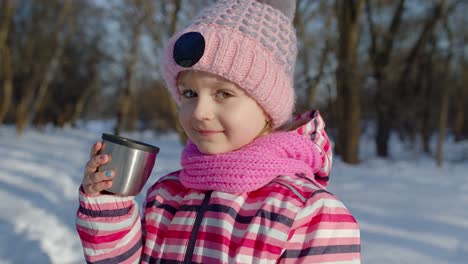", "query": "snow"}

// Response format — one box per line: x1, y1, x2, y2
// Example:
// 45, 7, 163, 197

0, 124, 467, 263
